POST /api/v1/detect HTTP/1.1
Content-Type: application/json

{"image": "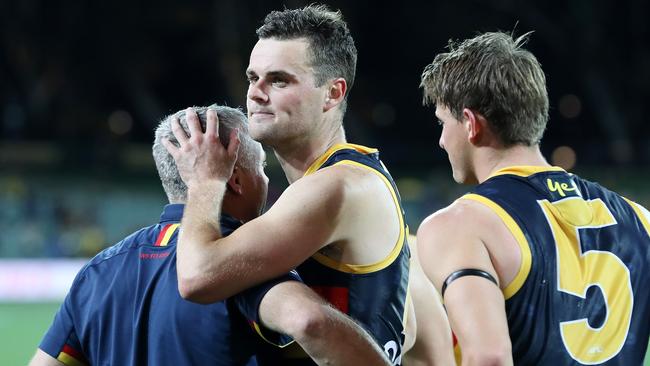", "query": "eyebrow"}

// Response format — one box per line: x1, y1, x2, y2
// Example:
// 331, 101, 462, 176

267, 71, 296, 80
246, 69, 298, 82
